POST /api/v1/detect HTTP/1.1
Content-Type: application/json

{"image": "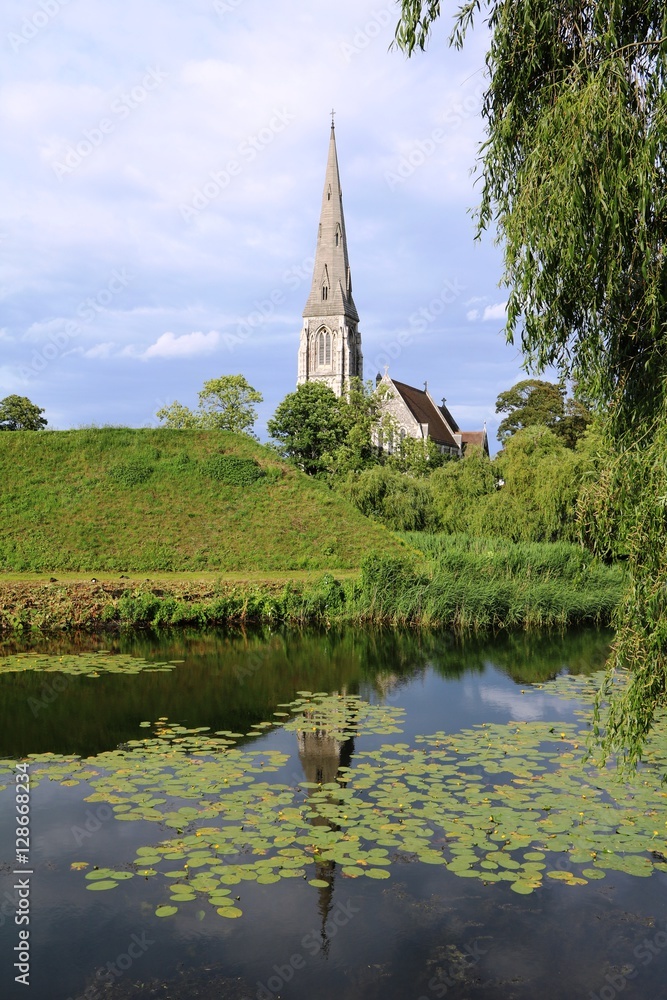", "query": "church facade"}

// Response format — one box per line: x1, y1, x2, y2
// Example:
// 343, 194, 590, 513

297, 123, 487, 457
